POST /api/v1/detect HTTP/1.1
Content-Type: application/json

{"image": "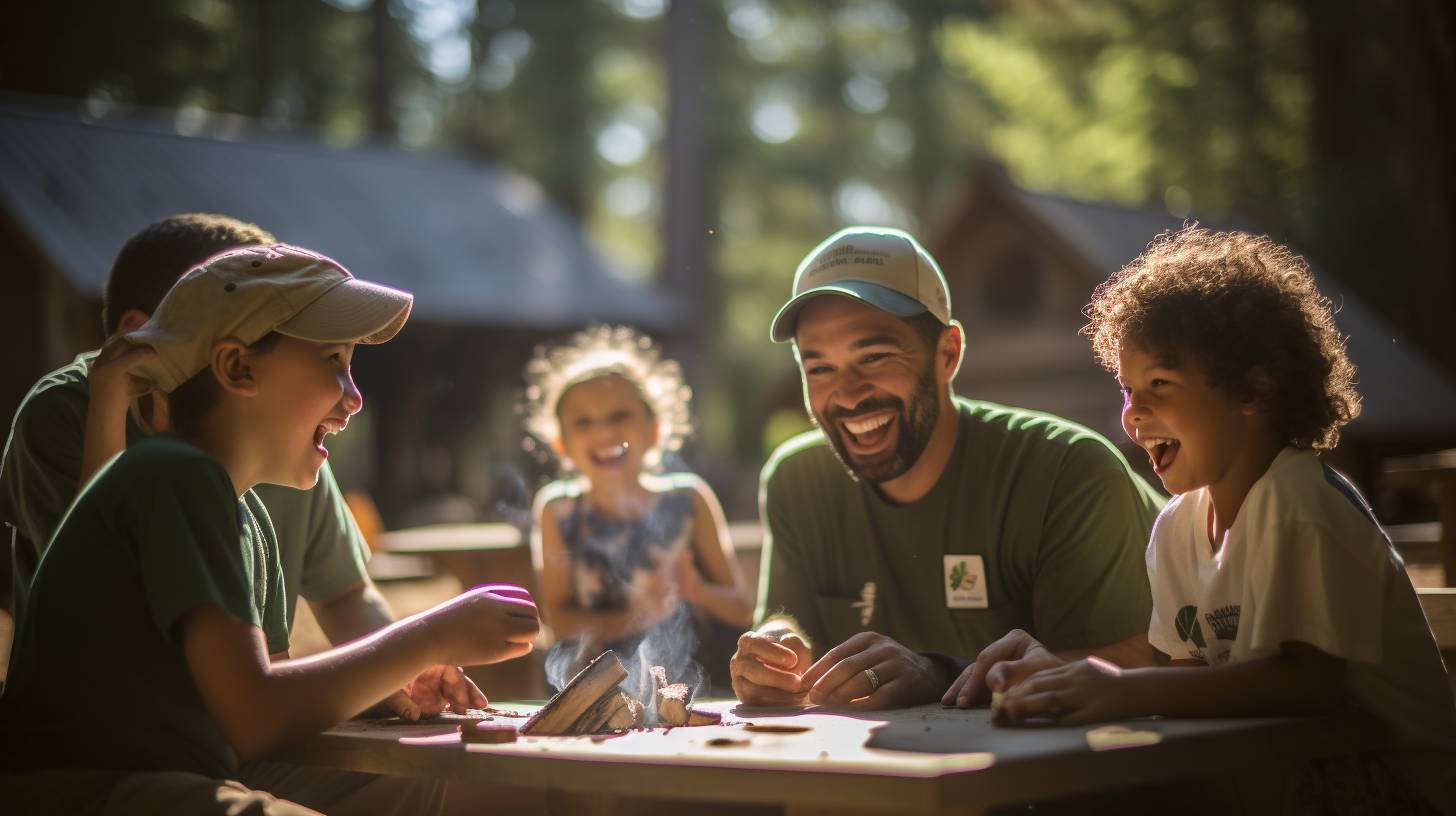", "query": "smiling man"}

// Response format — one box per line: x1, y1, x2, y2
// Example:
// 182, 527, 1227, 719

729, 226, 1166, 709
